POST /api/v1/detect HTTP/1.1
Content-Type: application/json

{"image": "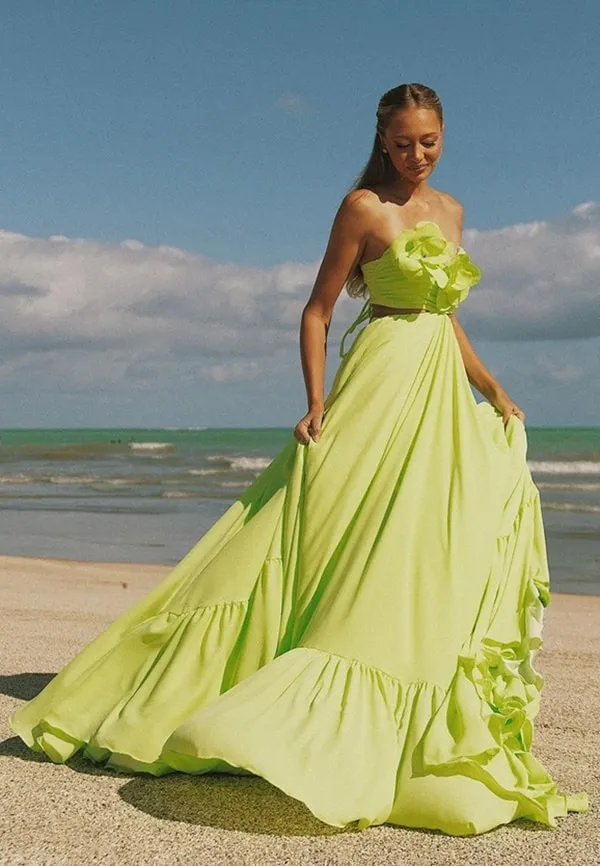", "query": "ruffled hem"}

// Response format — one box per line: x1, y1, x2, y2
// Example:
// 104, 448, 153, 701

8, 447, 590, 836
10, 597, 254, 771
11, 569, 589, 835
158, 559, 588, 833
415, 571, 589, 831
